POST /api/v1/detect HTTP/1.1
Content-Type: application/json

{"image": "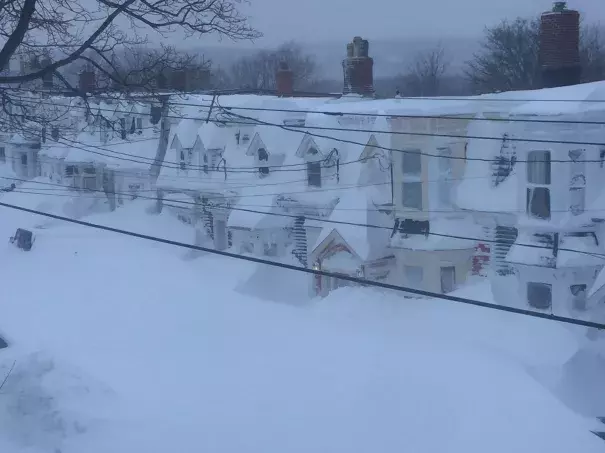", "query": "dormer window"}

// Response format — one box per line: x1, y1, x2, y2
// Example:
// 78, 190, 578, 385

258, 148, 269, 176
203, 153, 209, 174
180, 150, 186, 170
129, 118, 136, 134
136, 117, 143, 133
